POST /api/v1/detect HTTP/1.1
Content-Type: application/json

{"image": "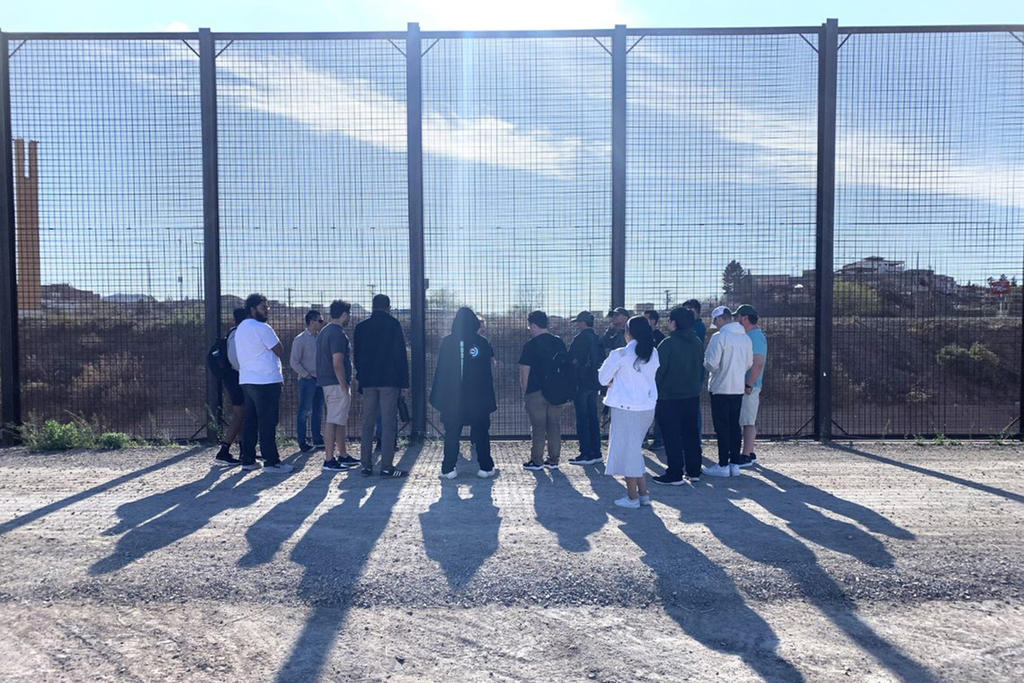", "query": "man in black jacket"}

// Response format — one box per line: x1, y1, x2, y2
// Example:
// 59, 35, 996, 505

568, 311, 605, 466
353, 294, 409, 478
430, 307, 498, 479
